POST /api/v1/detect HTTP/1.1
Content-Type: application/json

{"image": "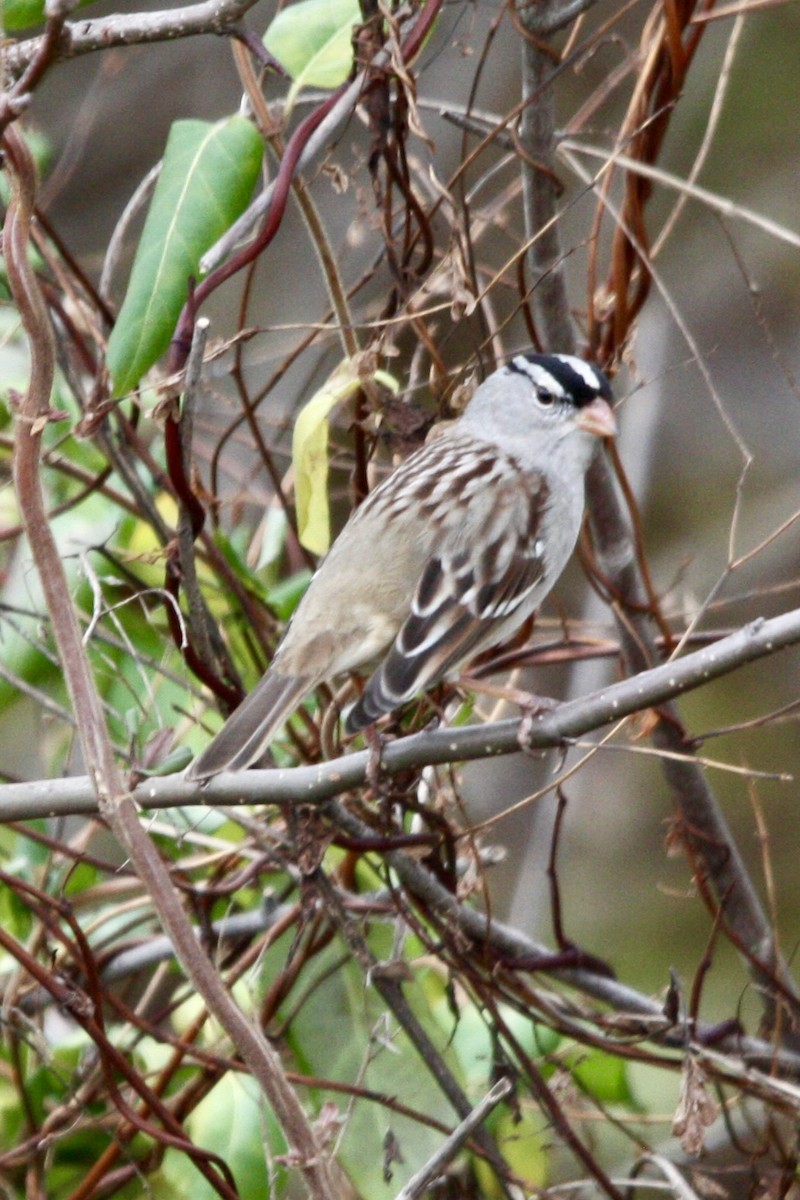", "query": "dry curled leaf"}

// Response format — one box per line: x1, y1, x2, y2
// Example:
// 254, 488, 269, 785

382, 1127, 405, 1183
673, 1057, 720, 1156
